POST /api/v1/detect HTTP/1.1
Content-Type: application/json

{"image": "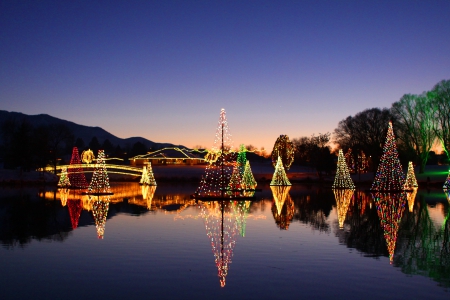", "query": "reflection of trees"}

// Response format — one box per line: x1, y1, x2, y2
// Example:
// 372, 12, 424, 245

270, 186, 294, 230
333, 189, 354, 229
292, 188, 334, 233
232, 200, 251, 237
395, 196, 450, 287
372, 192, 407, 263
334, 191, 387, 257
200, 201, 238, 287
406, 187, 418, 212
91, 196, 110, 239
